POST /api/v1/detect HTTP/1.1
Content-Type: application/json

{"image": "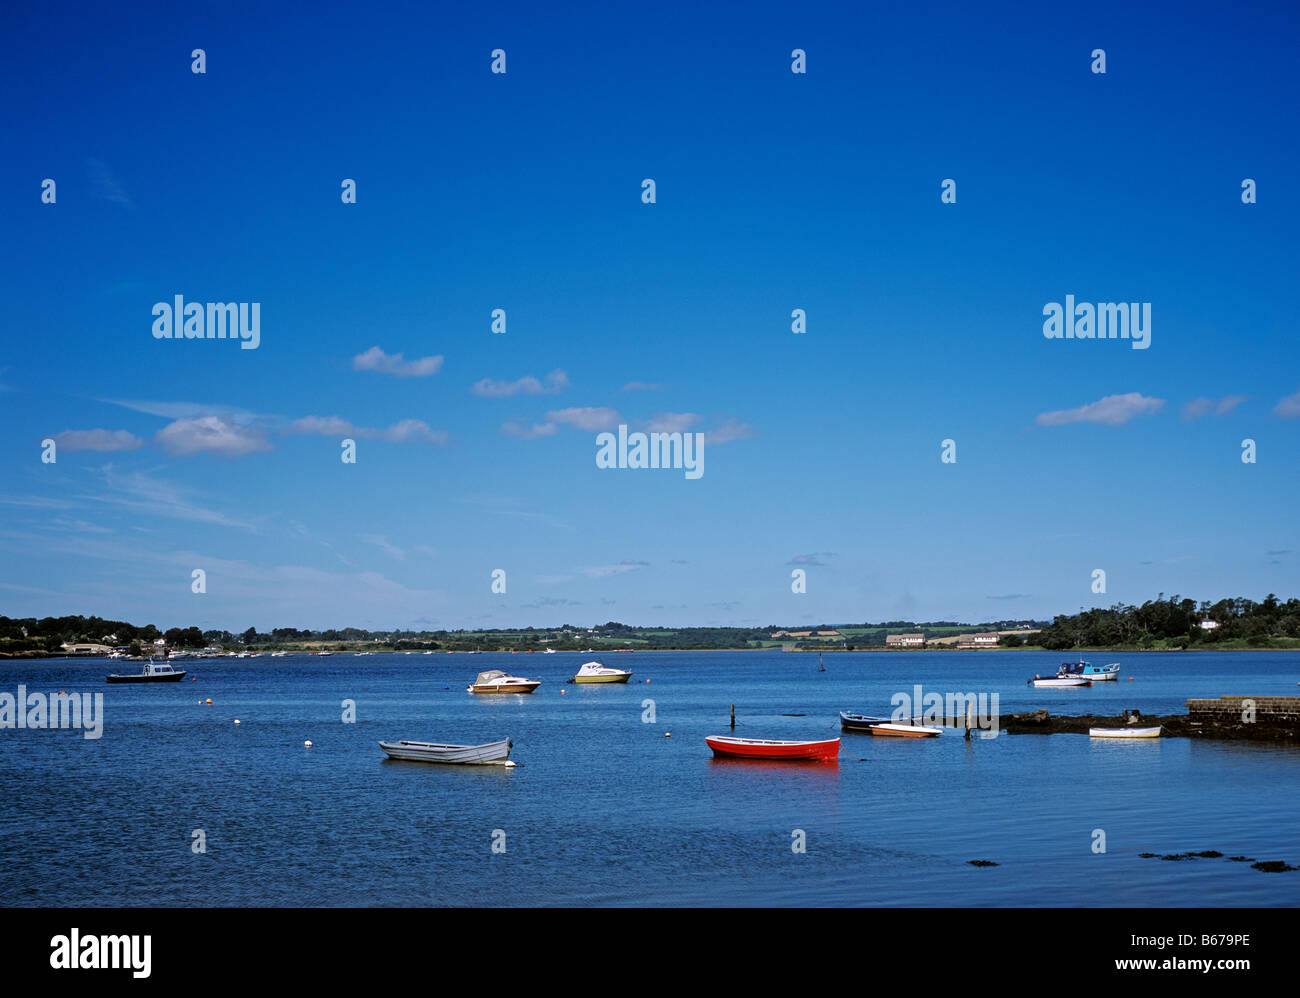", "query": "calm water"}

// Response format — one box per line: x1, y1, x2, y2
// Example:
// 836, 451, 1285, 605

1, 650, 1297, 906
